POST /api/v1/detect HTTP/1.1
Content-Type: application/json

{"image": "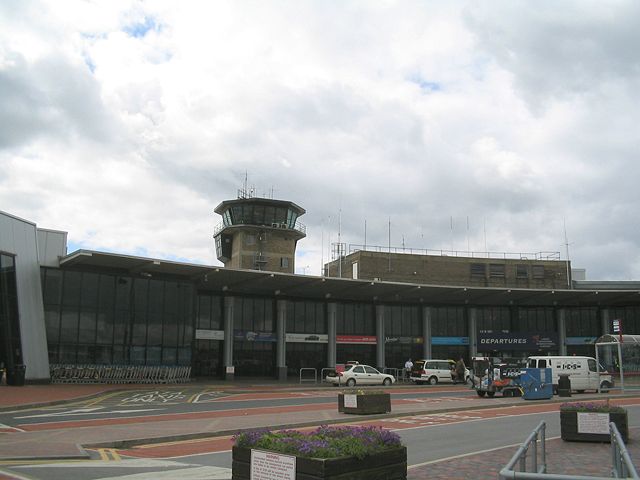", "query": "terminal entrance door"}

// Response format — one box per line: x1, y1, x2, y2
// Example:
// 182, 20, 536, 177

193, 339, 223, 378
